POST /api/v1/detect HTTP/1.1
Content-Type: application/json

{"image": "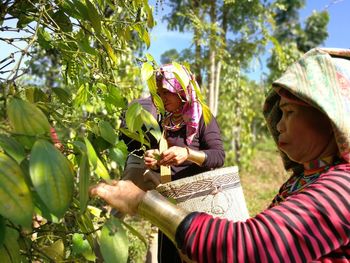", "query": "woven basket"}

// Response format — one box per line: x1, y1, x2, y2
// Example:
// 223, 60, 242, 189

156, 166, 249, 221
